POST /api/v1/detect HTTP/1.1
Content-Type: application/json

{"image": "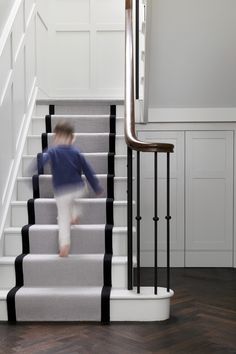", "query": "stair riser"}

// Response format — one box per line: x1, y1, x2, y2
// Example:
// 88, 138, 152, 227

27, 136, 126, 155
0, 300, 7, 321
35, 104, 124, 117
31, 118, 124, 135
0, 265, 16, 289
4, 230, 127, 257
110, 297, 171, 321
0, 261, 127, 289
17, 178, 127, 201
22, 156, 127, 177
31, 119, 45, 135
11, 203, 127, 227
4, 233, 22, 256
